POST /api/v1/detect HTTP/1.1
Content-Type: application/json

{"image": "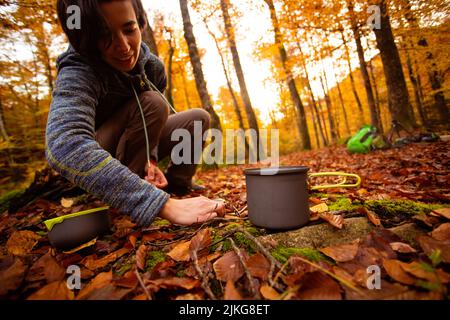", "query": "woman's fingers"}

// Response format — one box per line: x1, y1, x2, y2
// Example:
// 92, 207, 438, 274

209, 201, 226, 217
197, 211, 217, 223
